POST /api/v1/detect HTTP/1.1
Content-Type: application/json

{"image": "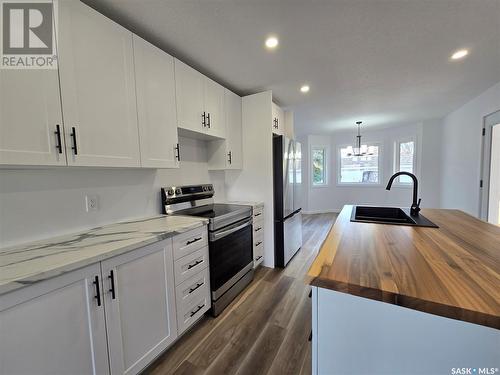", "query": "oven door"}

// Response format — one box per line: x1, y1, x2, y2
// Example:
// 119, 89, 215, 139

209, 217, 253, 299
